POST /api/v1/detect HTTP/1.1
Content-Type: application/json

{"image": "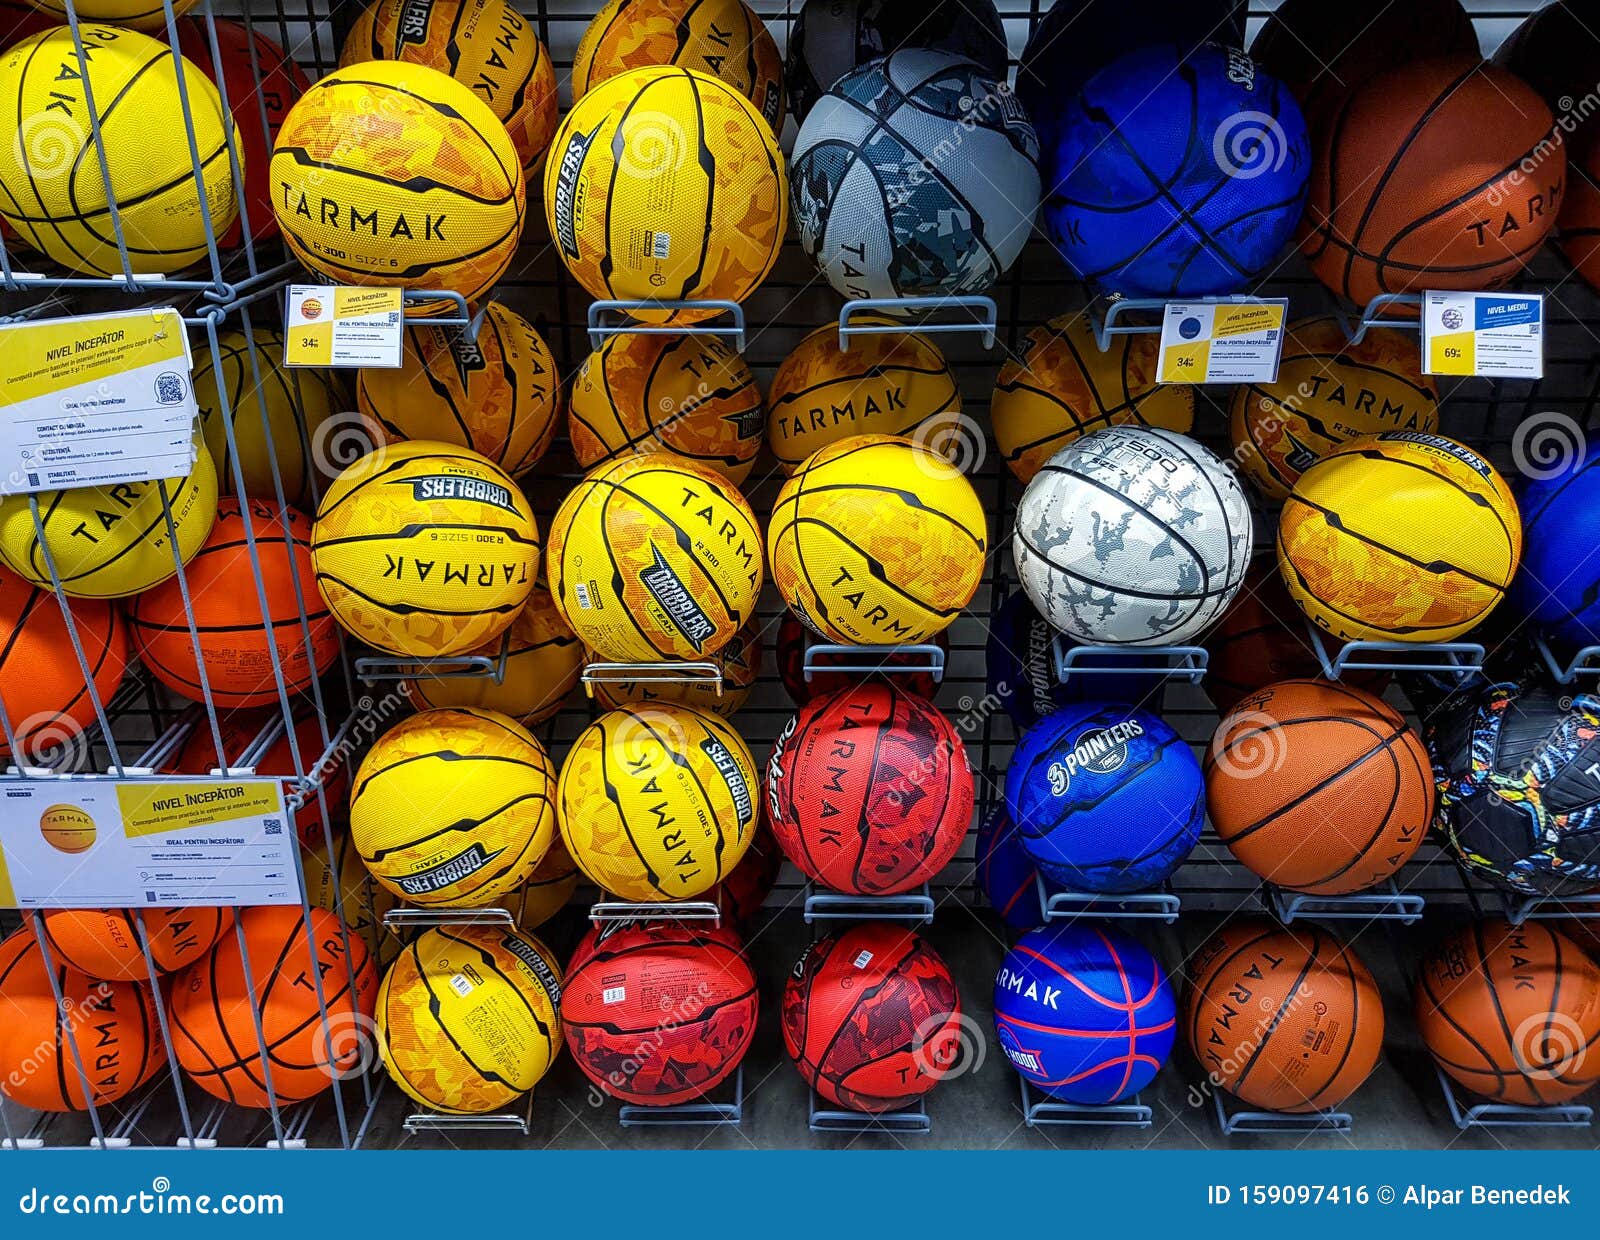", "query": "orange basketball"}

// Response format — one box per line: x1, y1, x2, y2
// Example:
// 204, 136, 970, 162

1415, 919, 1600, 1107
1204, 679, 1432, 895
1185, 919, 1384, 1112
168, 906, 376, 1108
1559, 128, 1600, 294
0, 927, 163, 1112
40, 907, 233, 981
1300, 59, 1563, 306
128, 498, 339, 709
